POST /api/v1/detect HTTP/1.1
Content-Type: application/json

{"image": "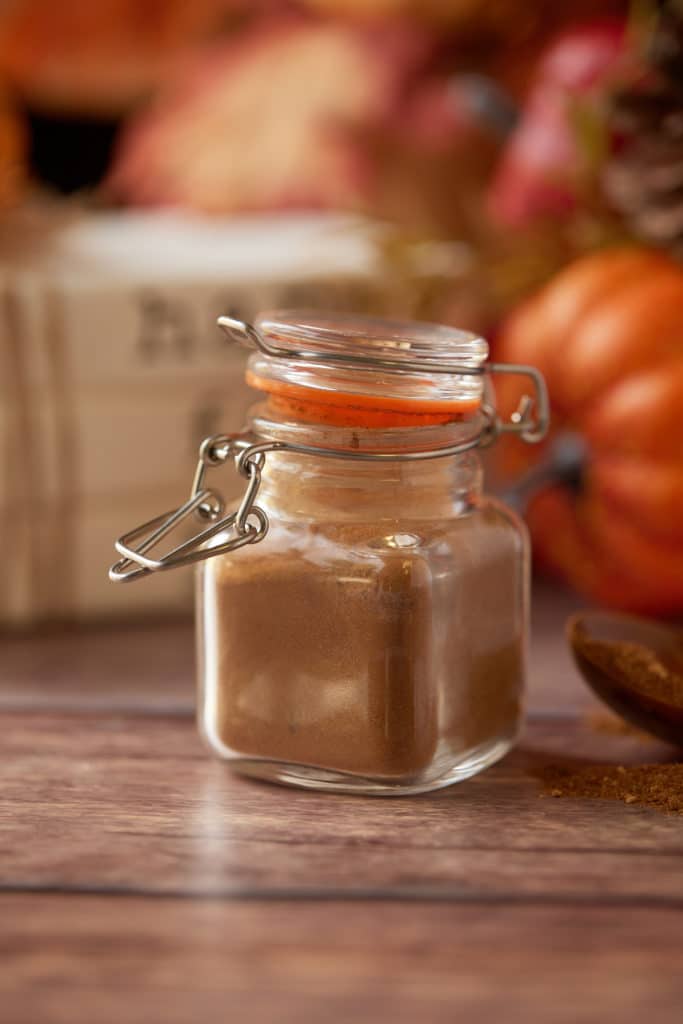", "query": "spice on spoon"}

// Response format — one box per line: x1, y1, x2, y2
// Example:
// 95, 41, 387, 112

574, 634, 683, 707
